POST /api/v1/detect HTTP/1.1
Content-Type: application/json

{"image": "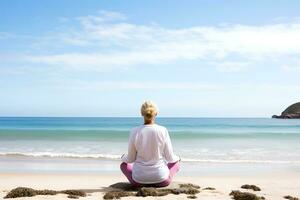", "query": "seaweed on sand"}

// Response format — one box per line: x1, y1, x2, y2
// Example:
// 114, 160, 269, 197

241, 184, 261, 191
203, 187, 216, 190
136, 187, 170, 197
67, 195, 80, 199
4, 187, 86, 199
61, 190, 86, 197
103, 191, 136, 199
4, 187, 39, 198
171, 184, 200, 195
284, 195, 300, 200
179, 183, 201, 189
230, 190, 265, 200
103, 182, 201, 199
